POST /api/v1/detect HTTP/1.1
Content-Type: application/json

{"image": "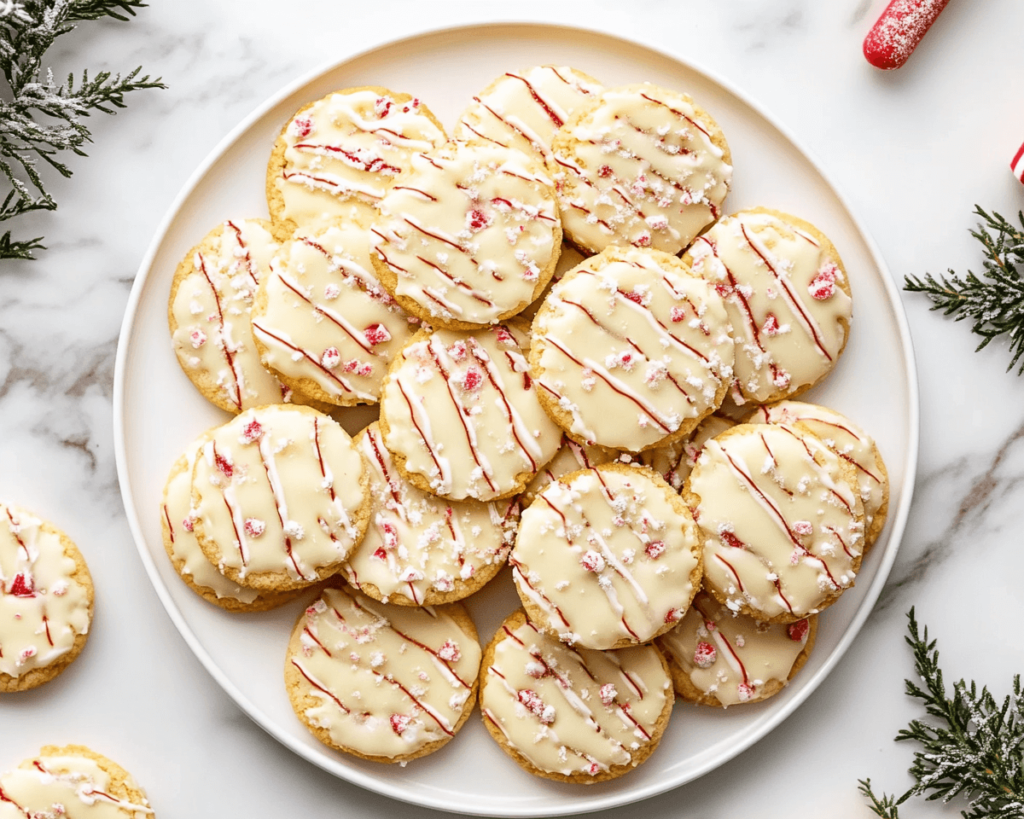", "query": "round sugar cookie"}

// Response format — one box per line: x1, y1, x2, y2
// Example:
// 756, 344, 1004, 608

378, 324, 562, 502
511, 463, 703, 650
341, 422, 519, 606
0, 745, 153, 817
747, 401, 889, 550
624, 414, 735, 491
267, 86, 447, 233
161, 433, 301, 612
656, 591, 817, 708
453, 65, 603, 165
480, 610, 673, 783
284, 584, 481, 763
369, 140, 562, 329
251, 222, 417, 406
682, 207, 853, 405
683, 423, 866, 623
0, 503, 92, 693
191, 404, 369, 592
518, 434, 616, 509
530, 245, 734, 453
549, 83, 732, 255
169, 218, 297, 413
